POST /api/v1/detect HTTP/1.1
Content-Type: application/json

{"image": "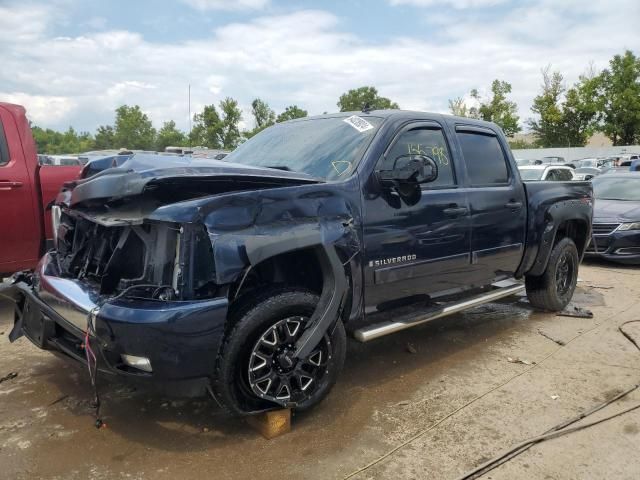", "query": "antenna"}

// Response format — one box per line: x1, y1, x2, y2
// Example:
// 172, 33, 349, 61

362, 102, 372, 113
188, 84, 192, 147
